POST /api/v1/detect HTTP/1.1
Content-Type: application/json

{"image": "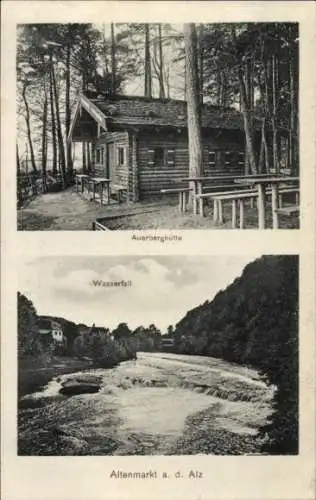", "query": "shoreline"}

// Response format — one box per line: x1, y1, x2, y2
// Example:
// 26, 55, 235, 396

18, 356, 98, 398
